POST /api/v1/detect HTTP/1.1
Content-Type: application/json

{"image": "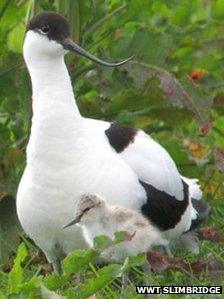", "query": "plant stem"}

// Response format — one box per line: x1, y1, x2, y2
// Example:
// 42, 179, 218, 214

84, 4, 127, 38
